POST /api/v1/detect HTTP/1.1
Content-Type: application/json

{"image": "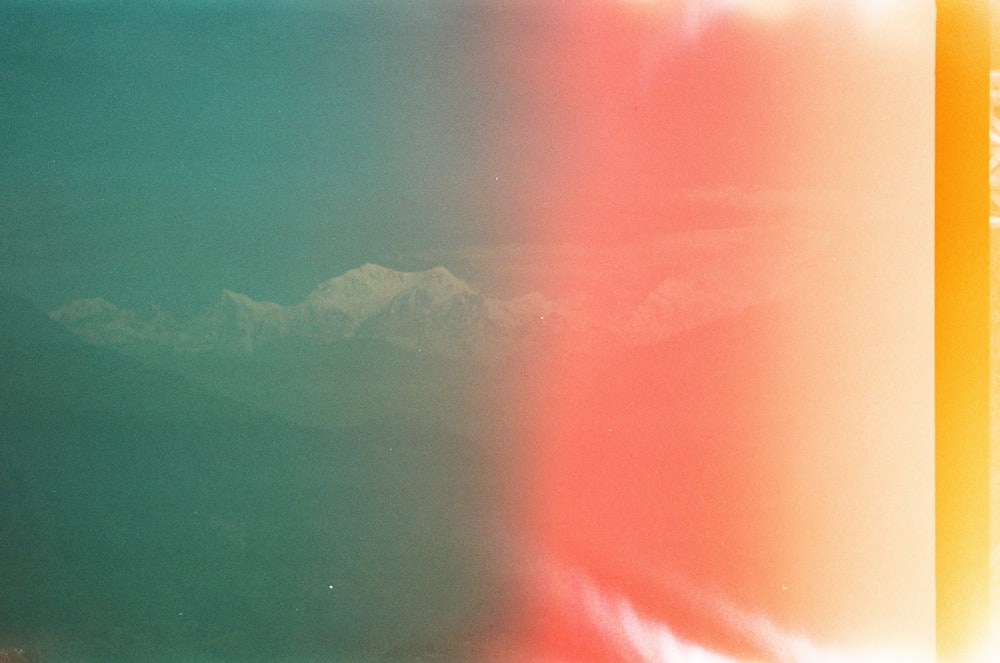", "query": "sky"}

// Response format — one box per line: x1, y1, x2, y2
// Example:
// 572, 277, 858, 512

0, 0, 933, 316
0, 1, 501, 313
